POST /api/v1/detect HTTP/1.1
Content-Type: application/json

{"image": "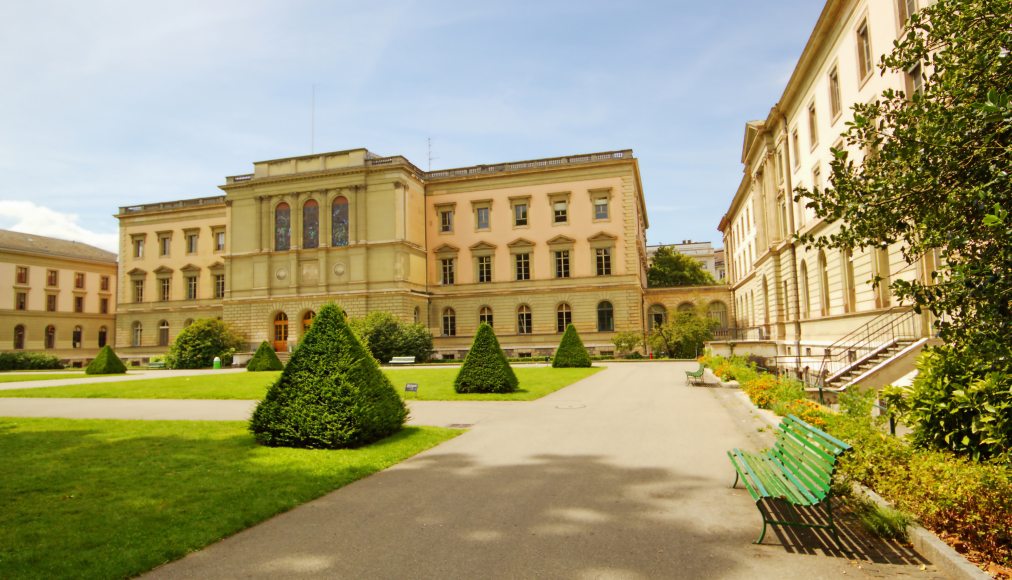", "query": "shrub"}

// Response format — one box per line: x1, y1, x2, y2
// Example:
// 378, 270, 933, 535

85, 346, 126, 375
0, 352, 63, 371
249, 303, 407, 449
454, 324, 518, 393
246, 341, 283, 372
611, 330, 643, 356
349, 311, 432, 363
648, 305, 718, 358
742, 374, 778, 408
166, 319, 244, 369
552, 324, 592, 368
